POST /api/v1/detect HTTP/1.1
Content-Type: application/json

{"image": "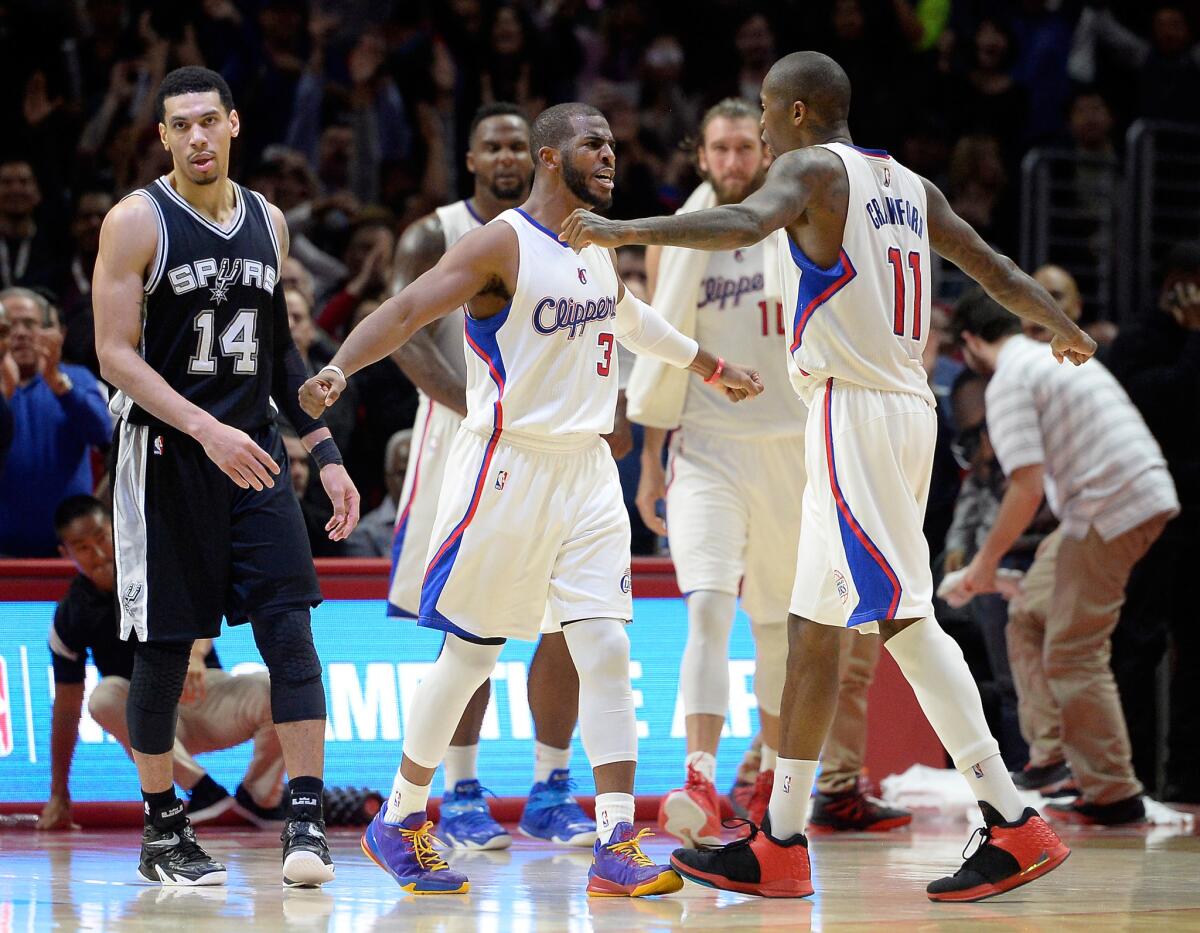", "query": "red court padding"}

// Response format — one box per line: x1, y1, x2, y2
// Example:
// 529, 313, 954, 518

0, 557, 943, 825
